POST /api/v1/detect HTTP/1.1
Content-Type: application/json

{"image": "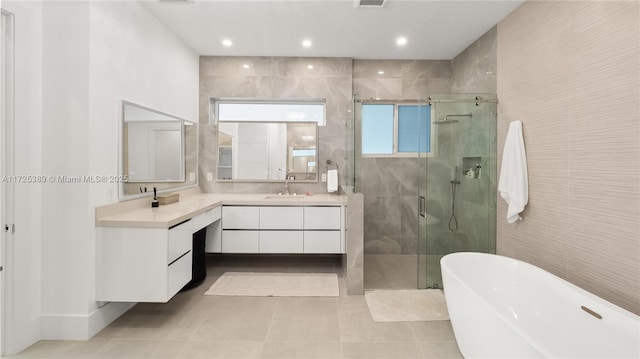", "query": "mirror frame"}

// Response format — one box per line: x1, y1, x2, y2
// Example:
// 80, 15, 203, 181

119, 100, 198, 200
